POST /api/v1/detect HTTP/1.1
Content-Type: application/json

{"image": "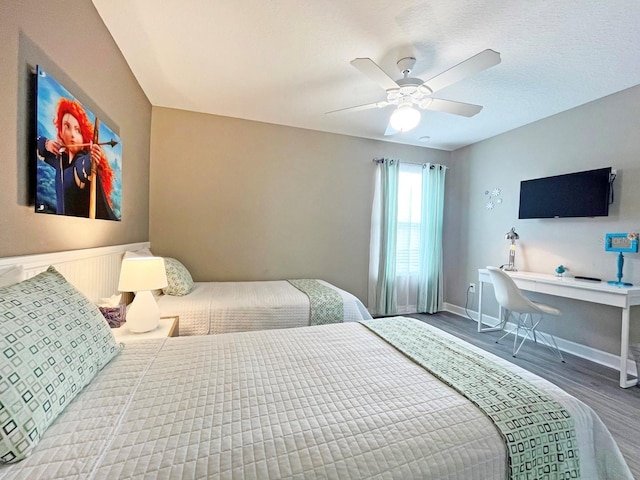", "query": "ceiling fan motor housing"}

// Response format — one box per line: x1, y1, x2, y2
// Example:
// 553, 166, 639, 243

384, 57, 435, 109
396, 56, 416, 76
